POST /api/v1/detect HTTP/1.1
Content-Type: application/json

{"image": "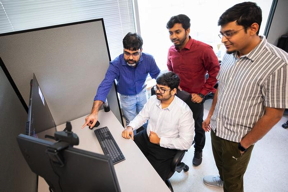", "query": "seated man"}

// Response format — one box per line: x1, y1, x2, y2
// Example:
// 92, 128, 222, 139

122, 72, 194, 180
